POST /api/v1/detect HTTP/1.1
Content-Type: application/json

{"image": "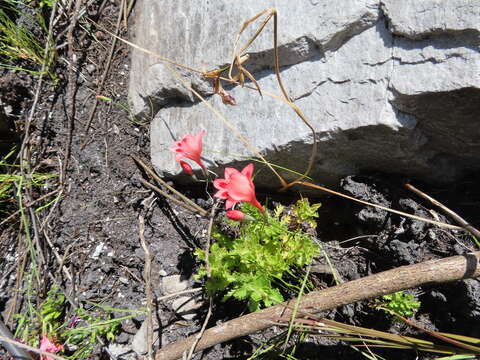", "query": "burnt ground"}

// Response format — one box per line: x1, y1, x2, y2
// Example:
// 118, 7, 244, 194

0, 2, 480, 360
